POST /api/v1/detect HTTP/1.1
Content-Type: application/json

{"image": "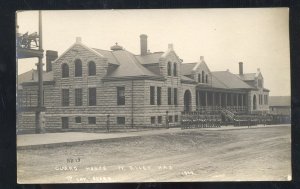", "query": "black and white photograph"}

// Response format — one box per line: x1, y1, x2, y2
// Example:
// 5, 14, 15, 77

16, 8, 291, 183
